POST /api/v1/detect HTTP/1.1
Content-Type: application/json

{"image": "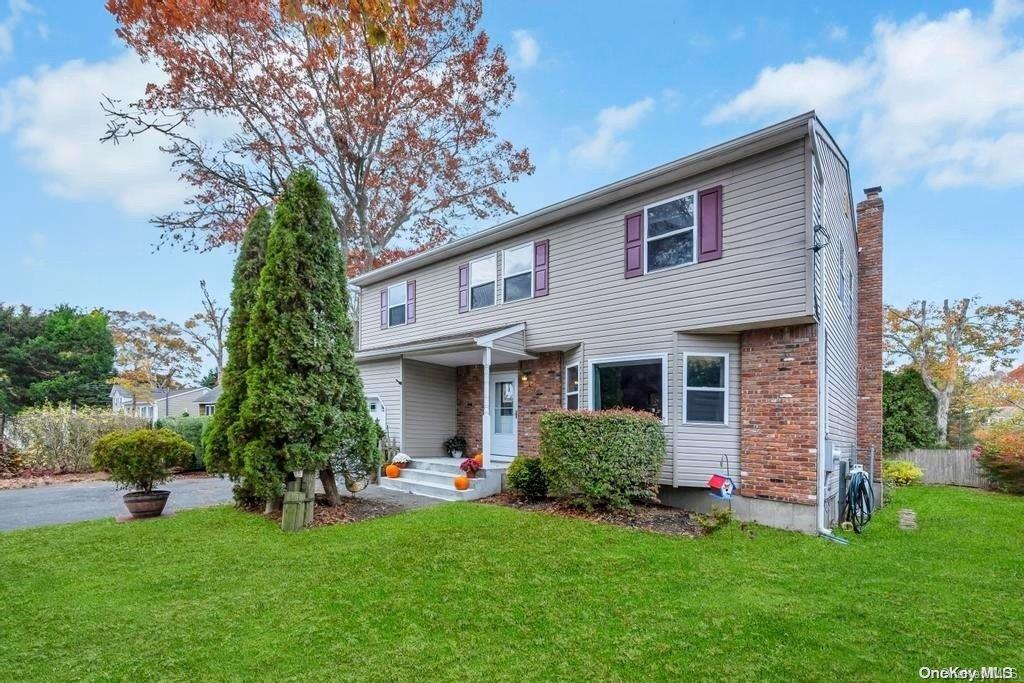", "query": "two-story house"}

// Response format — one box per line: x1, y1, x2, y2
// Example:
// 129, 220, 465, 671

351, 112, 884, 534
